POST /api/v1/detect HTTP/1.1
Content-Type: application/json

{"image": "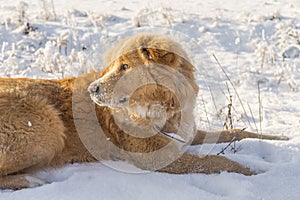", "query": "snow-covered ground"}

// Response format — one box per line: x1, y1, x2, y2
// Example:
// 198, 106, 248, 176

0, 0, 299, 199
